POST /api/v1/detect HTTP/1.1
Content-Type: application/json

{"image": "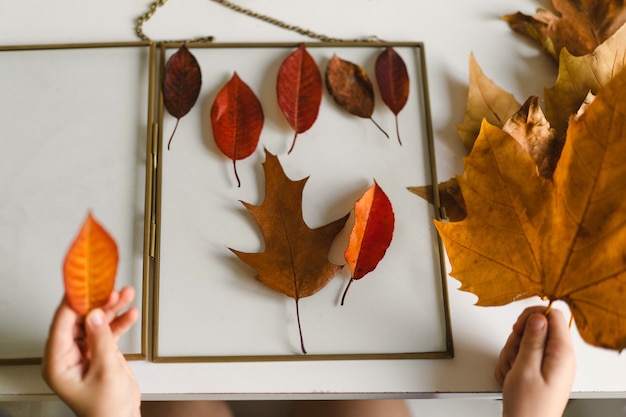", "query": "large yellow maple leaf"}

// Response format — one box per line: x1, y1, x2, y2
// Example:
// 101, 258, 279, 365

436, 67, 626, 351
